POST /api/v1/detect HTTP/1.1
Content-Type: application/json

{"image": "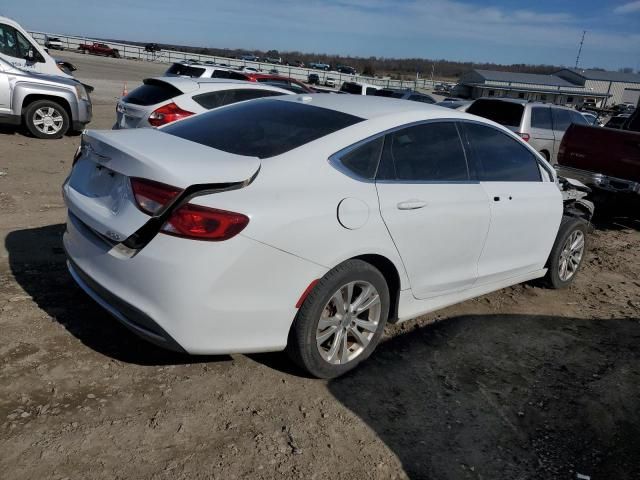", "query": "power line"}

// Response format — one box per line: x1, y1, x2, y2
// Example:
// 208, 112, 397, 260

574, 30, 586, 69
